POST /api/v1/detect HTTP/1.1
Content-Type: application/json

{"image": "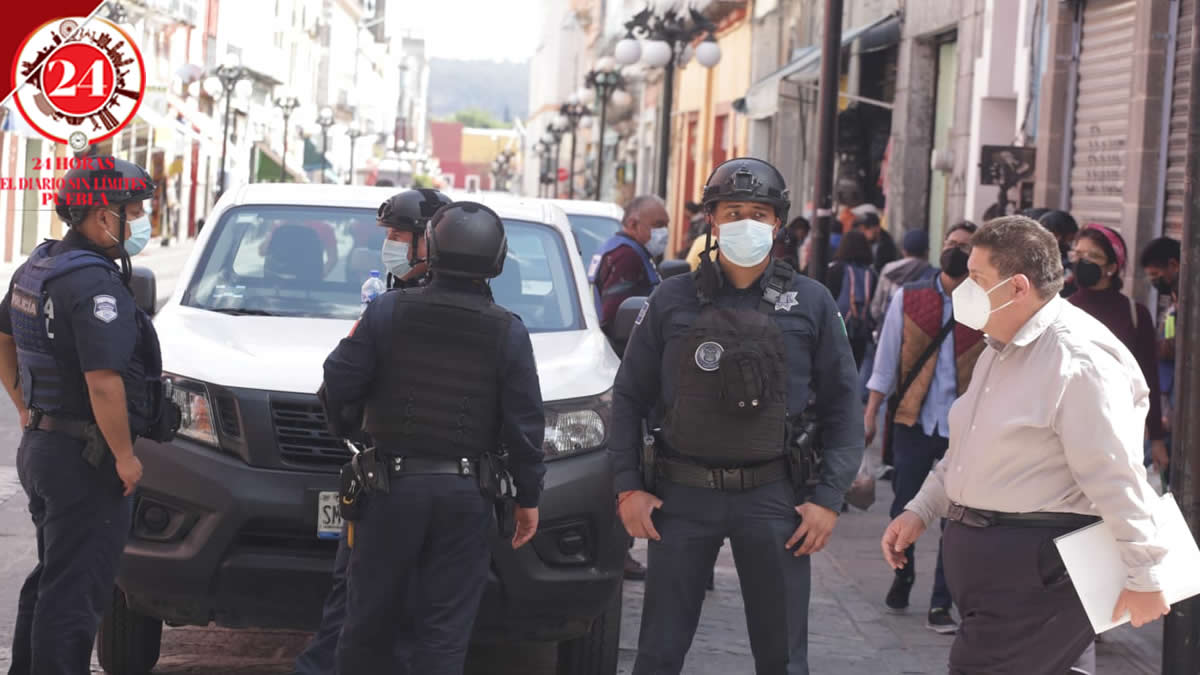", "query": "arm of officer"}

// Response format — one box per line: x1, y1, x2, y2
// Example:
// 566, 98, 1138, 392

499, 318, 546, 509
611, 293, 664, 495
808, 288, 865, 512
71, 276, 140, 494
321, 297, 382, 418
1056, 355, 1167, 592
0, 281, 27, 424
